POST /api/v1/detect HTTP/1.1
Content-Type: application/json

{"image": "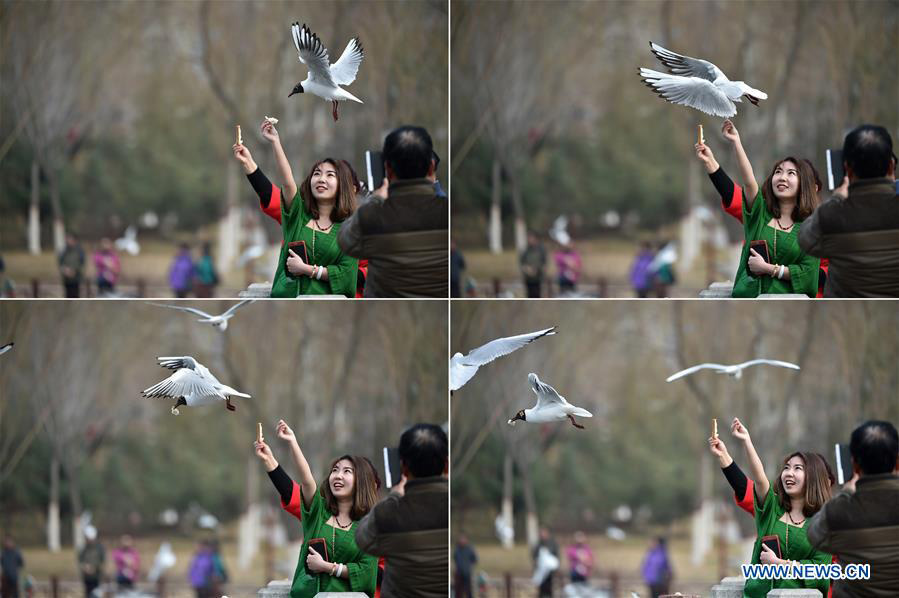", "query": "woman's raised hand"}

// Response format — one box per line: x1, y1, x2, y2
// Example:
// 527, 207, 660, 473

694, 143, 719, 173
731, 417, 751, 442
233, 144, 257, 173
261, 119, 280, 143
721, 119, 740, 144
276, 419, 296, 443
254, 440, 278, 471
708, 436, 733, 467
